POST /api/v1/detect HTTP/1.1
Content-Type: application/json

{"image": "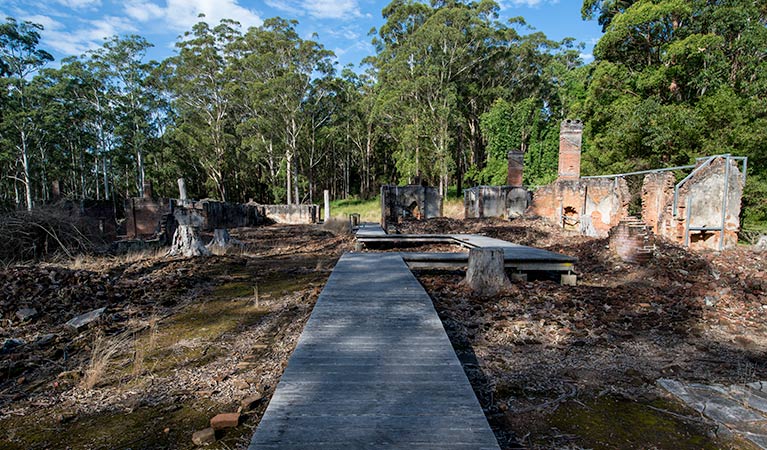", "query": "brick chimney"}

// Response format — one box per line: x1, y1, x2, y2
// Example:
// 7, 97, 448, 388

507, 150, 524, 186
558, 119, 583, 180
142, 180, 153, 199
